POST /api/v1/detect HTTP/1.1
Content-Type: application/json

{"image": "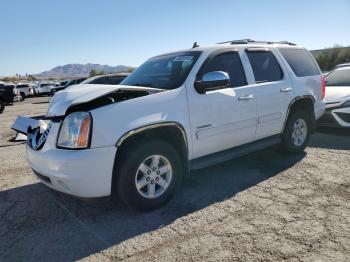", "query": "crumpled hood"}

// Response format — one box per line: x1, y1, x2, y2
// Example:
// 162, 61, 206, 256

325, 86, 350, 104
47, 84, 162, 116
